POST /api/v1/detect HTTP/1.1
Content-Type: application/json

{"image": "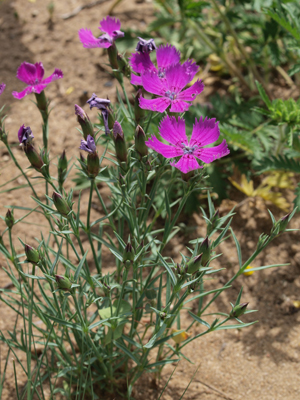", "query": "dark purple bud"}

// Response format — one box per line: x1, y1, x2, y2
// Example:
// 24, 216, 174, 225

135, 125, 148, 158
123, 242, 135, 263
5, 209, 14, 229
79, 135, 97, 154
25, 244, 40, 264
230, 302, 249, 319
113, 121, 127, 163
278, 212, 291, 233
55, 275, 72, 291
18, 125, 34, 145
75, 104, 94, 139
135, 37, 157, 53
52, 192, 71, 217
187, 253, 203, 274
199, 237, 211, 266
